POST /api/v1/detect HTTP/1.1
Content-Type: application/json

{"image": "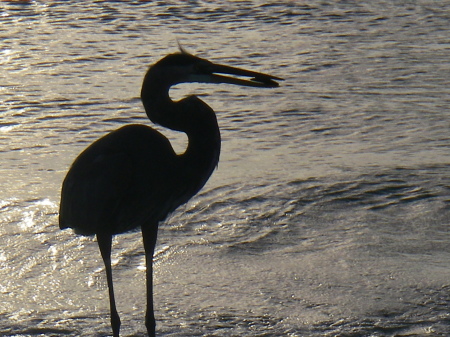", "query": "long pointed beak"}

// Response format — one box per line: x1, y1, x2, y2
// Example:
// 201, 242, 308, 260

197, 62, 283, 88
